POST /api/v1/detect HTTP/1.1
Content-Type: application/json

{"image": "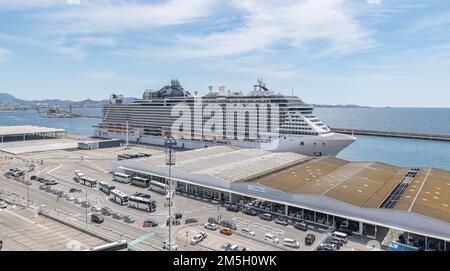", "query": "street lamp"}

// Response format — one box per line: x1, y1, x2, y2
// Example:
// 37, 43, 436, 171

165, 136, 176, 251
